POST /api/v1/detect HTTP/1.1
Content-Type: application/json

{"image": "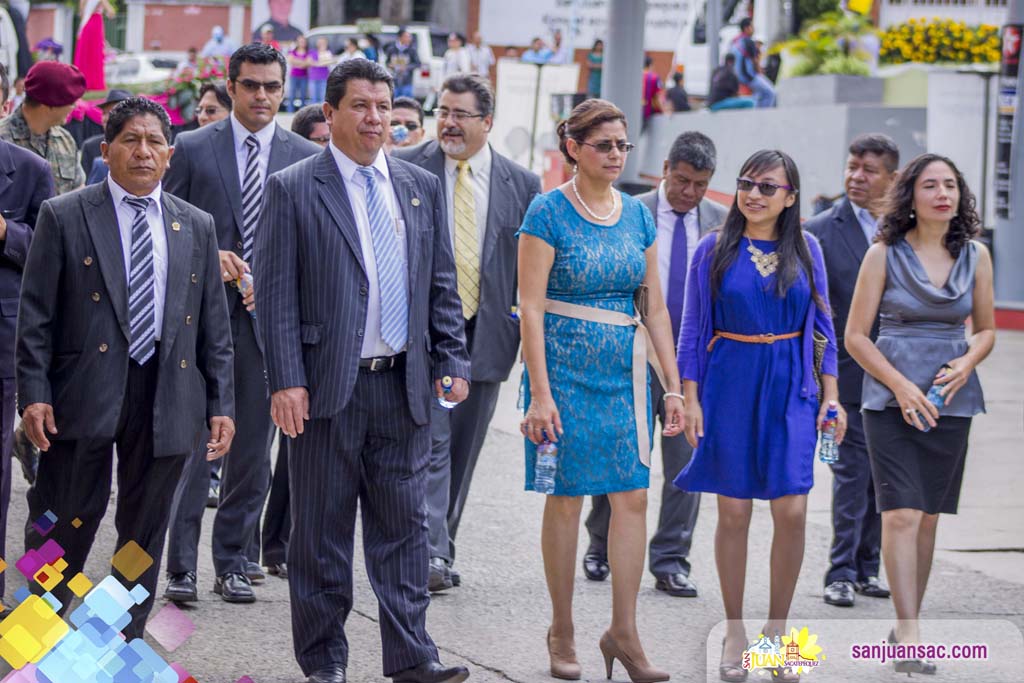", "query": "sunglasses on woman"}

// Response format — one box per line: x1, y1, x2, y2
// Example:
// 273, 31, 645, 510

578, 140, 636, 154
736, 177, 795, 196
